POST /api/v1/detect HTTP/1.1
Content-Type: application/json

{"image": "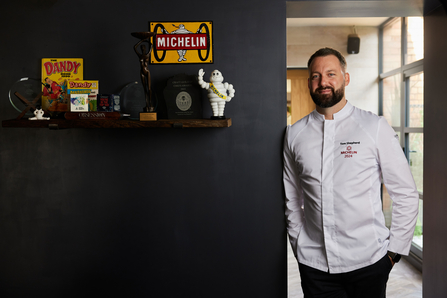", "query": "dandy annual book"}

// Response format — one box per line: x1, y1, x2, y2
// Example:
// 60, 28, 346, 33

67, 80, 99, 112
41, 58, 83, 115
